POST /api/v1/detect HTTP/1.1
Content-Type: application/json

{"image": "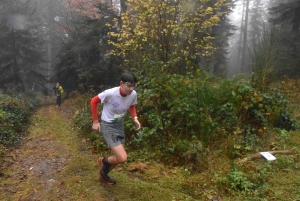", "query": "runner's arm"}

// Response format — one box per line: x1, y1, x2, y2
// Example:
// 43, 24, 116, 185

129, 105, 141, 130
91, 96, 101, 132
91, 96, 101, 122
129, 105, 137, 118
